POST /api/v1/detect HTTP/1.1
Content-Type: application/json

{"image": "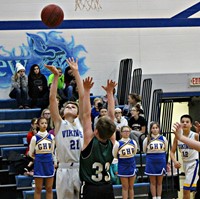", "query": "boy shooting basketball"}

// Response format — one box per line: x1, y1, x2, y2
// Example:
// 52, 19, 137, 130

45, 58, 84, 199
66, 58, 117, 199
